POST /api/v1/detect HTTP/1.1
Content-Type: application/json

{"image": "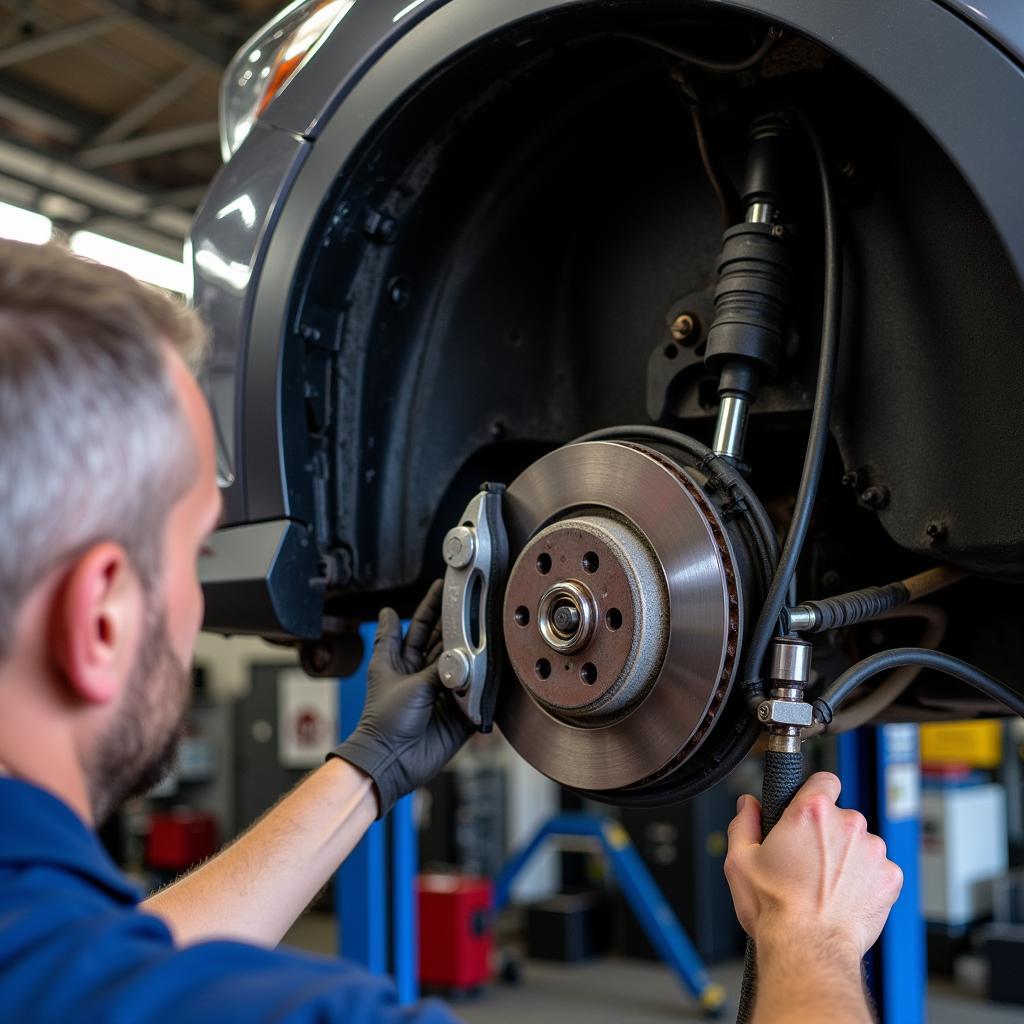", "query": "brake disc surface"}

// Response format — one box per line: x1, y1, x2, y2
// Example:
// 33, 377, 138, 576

495, 440, 745, 793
